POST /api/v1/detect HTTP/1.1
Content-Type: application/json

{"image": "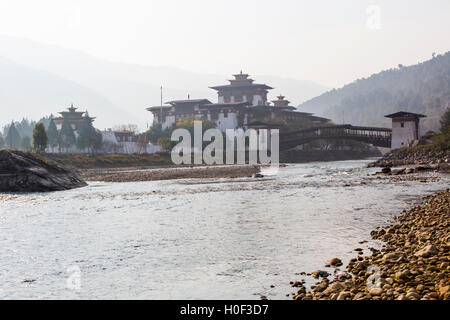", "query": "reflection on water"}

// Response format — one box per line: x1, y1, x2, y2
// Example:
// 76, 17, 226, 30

0, 160, 448, 299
